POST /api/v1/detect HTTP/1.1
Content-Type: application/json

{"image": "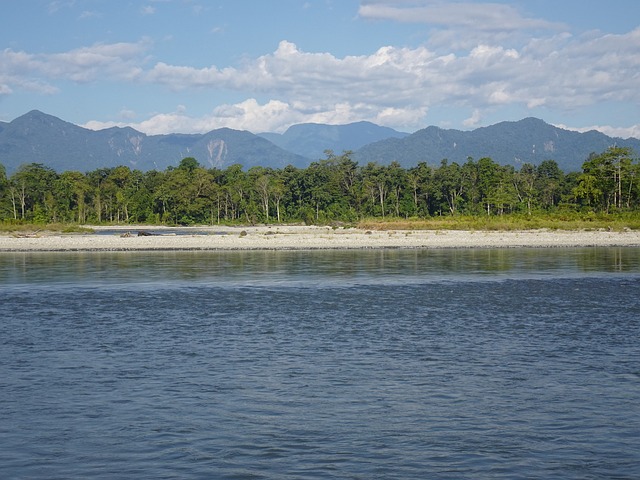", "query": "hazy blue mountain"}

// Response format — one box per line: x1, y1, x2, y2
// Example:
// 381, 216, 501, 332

259, 121, 409, 160
354, 117, 640, 171
0, 110, 308, 173
2, 112, 639, 175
